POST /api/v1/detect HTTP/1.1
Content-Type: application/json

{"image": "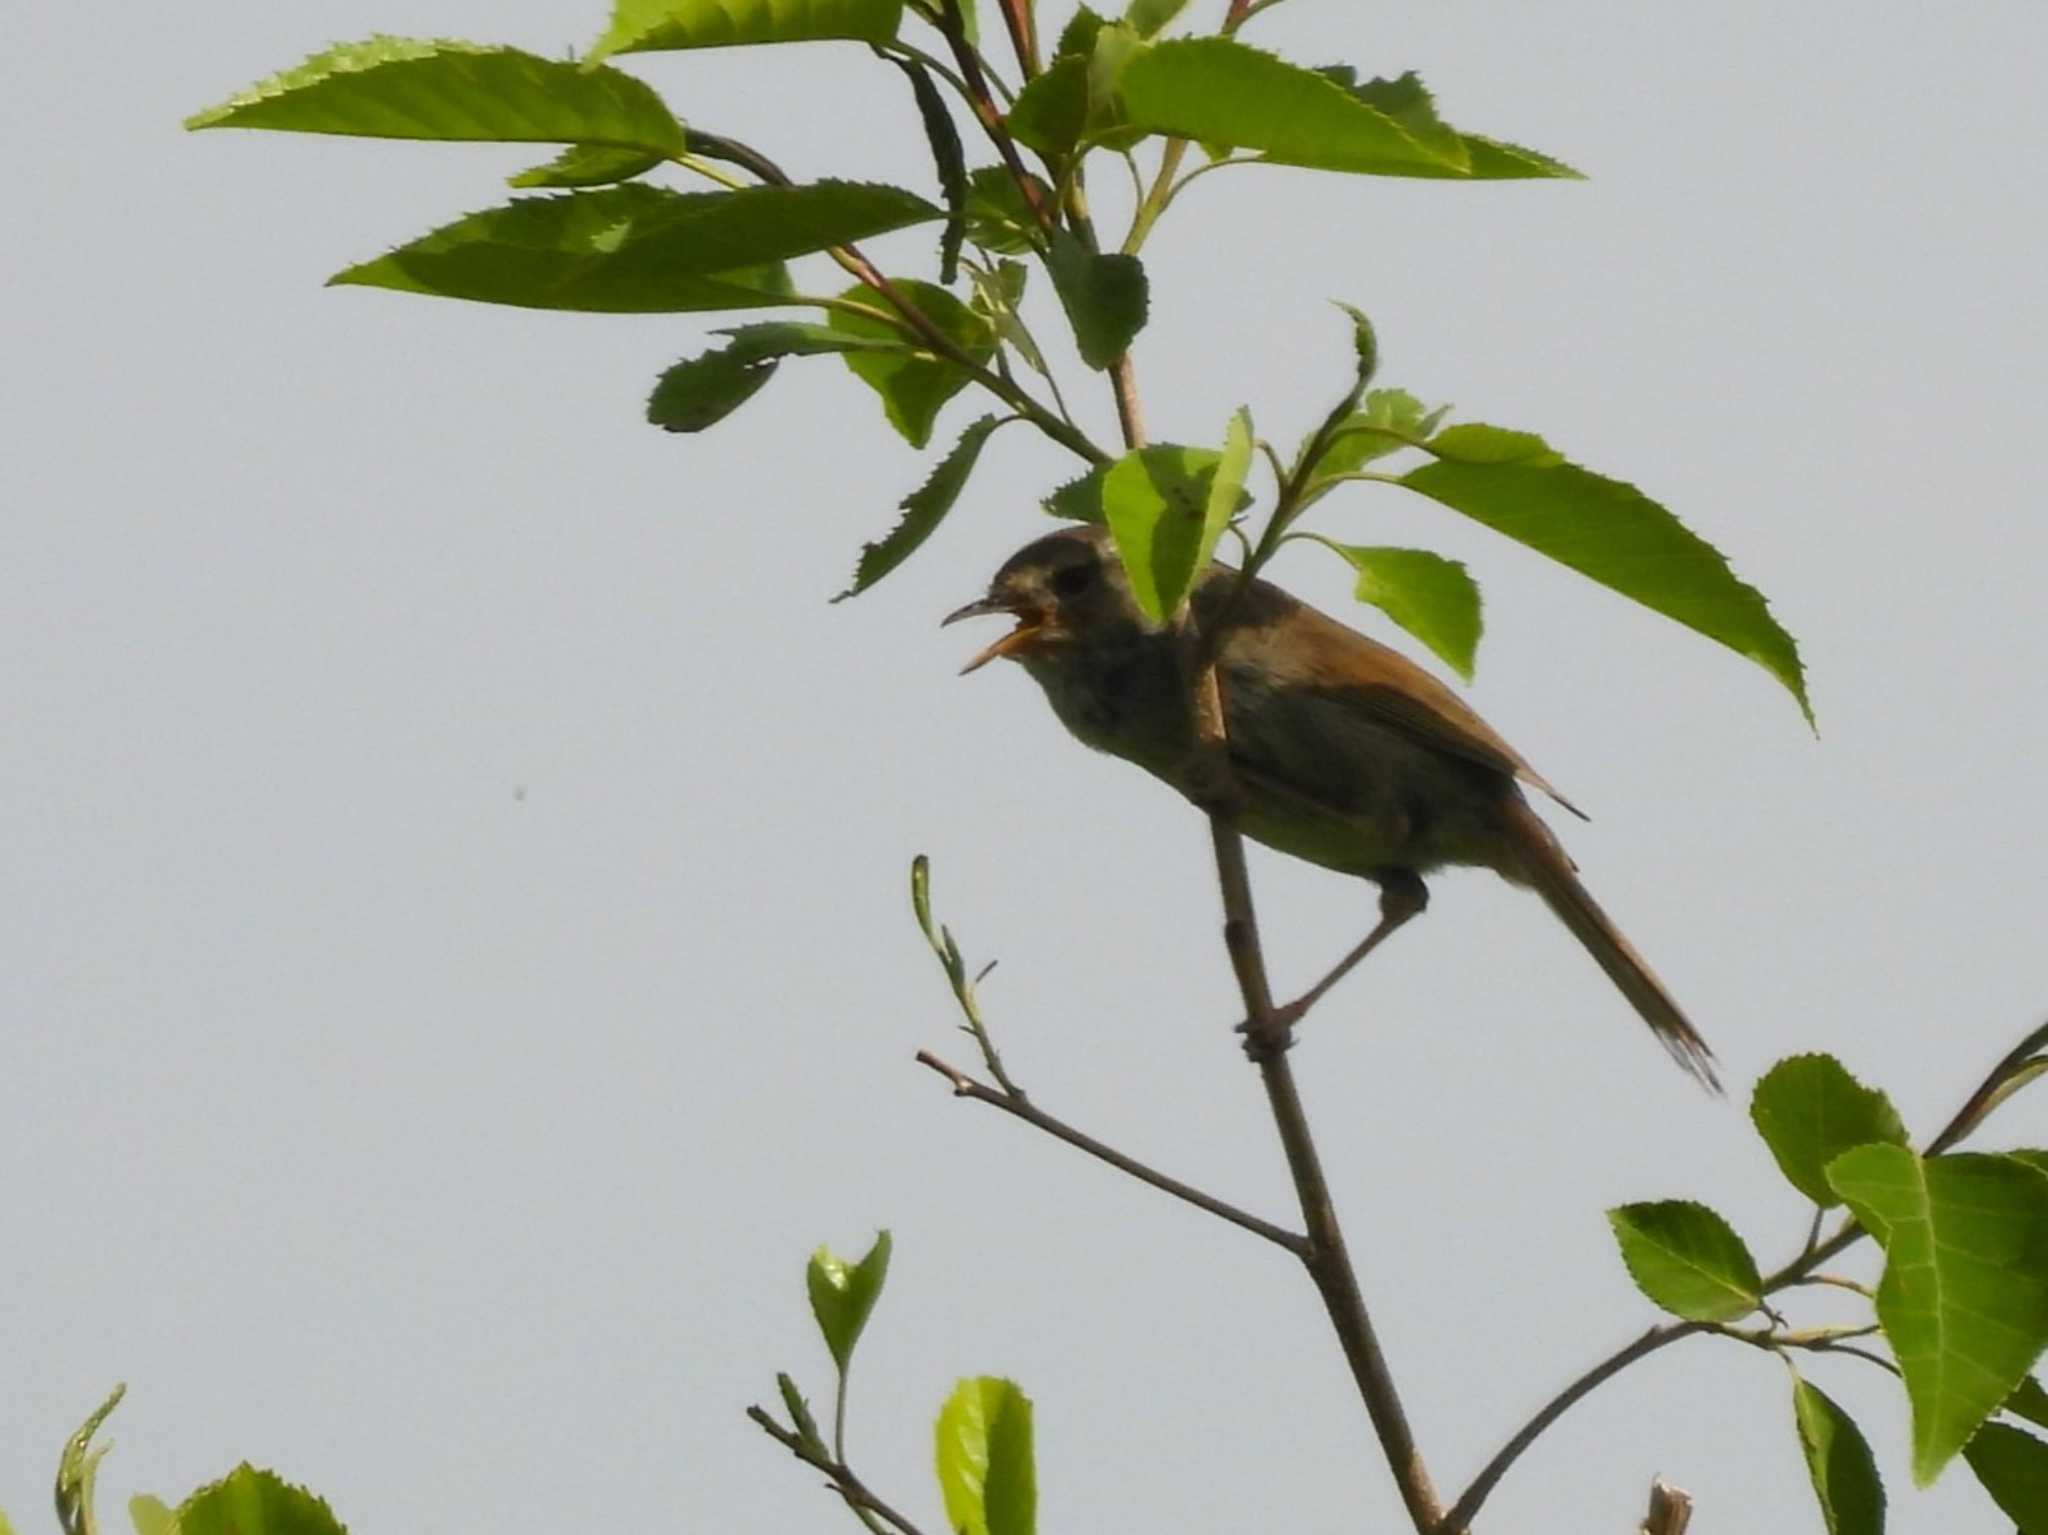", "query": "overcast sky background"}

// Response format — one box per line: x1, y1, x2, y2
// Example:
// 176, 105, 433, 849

7, 3, 2047, 1531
